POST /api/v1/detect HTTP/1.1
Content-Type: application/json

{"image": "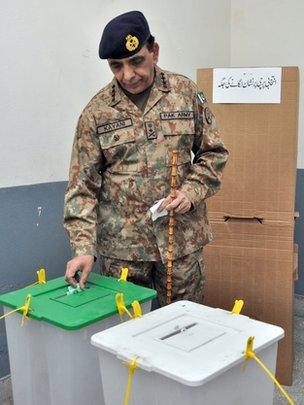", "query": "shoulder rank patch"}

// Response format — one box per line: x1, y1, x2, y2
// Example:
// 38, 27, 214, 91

204, 107, 213, 125
197, 91, 207, 104
97, 118, 133, 135
160, 111, 194, 120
